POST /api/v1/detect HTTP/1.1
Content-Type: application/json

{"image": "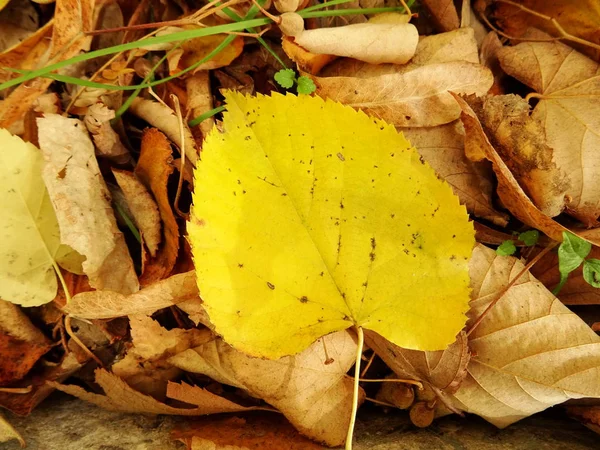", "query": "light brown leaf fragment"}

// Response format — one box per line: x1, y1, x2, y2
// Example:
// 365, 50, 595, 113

0, 300, 49, 343
37, 114, 138, 294
186, 72, 215, 137
0, 332, 51, 385
294, 23, 418, 65
0, 412, 24, 448
168, 331, 360, 446
314, 62, 493, 127
421, 0, 459, 31
135, 128, 180, 284
50, 368, 254, 415
84, 104, 131, 164
177, 297, 211, 327
63, 271, 197, 320
282, 37, 337, 76
448, 244, 600, 427
112, 169, 162, 258
402, 121, 508, 226
130, 98, 198, 167
497, 37, 600, 224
